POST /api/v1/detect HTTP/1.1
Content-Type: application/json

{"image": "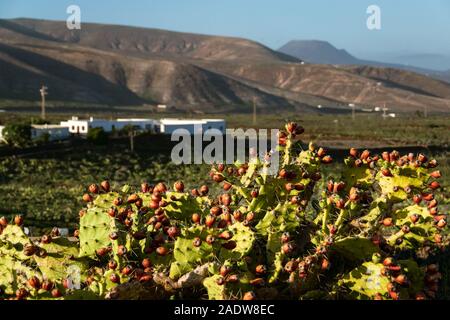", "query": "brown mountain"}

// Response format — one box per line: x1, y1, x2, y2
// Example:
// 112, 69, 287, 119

0, 18, 449, 114
4, 18, 299, 63
199, 60, 450, 113
278, 40, 450, 84
279, 40, 359, 65
0, 19, 297, 111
